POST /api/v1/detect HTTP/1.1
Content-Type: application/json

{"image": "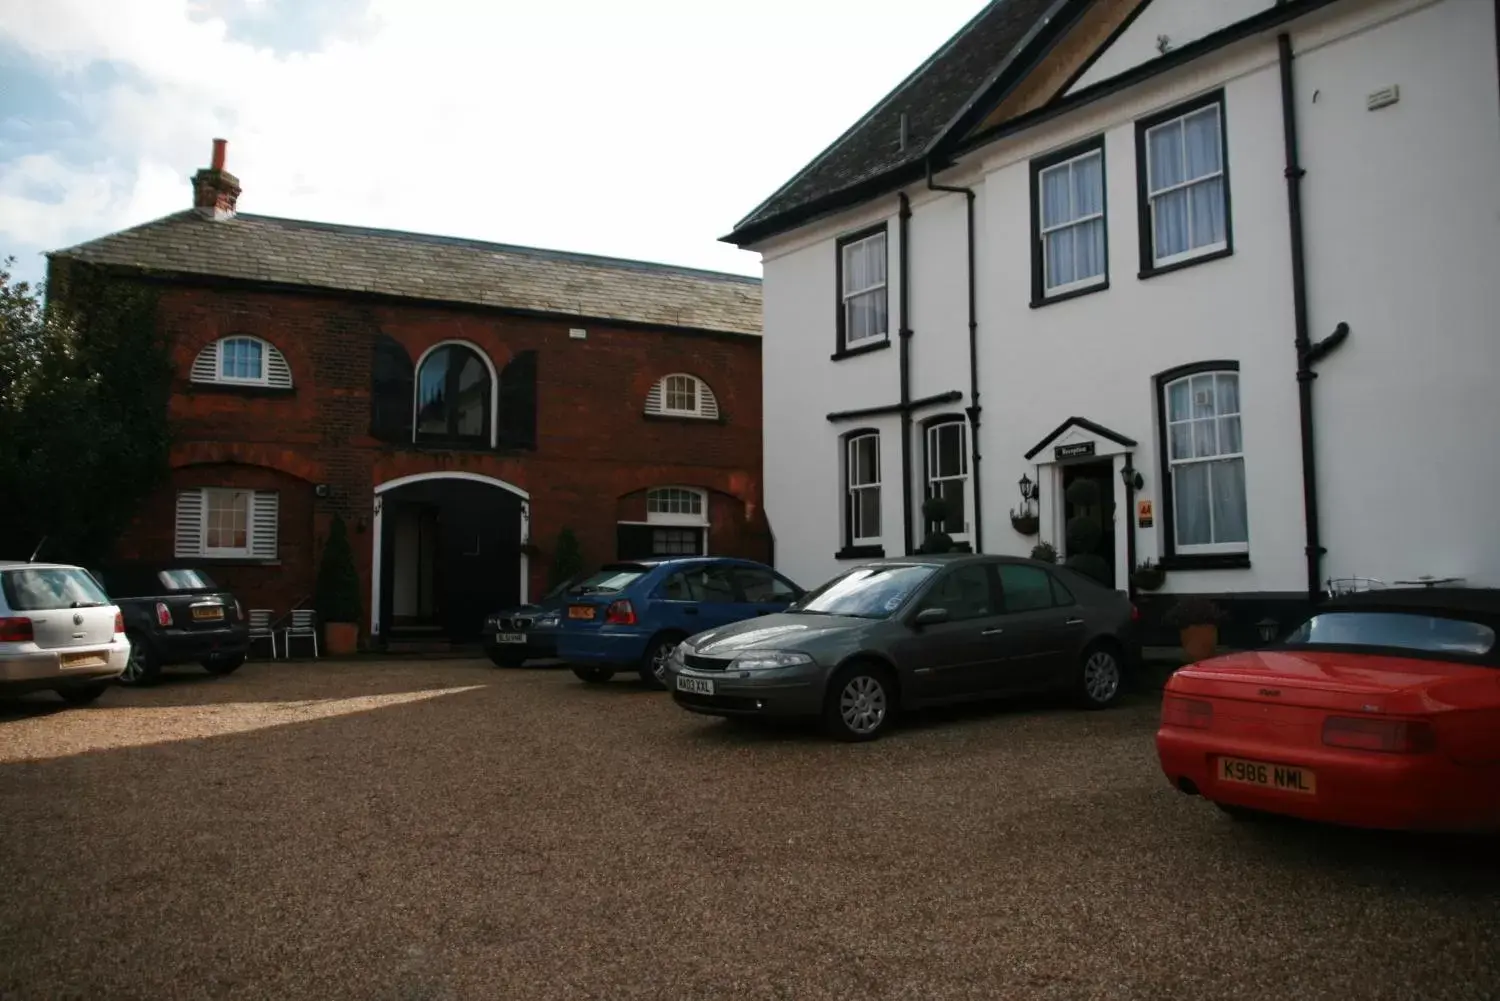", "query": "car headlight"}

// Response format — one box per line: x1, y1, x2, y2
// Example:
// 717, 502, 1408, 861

731, 650, 814, 671
669, 643, 688, 665
537, 615, 559, 628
